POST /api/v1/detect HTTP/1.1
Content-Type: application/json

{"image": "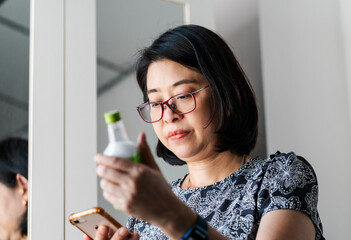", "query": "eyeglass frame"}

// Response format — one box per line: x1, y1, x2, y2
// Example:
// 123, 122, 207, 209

137, 85, 210, 123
